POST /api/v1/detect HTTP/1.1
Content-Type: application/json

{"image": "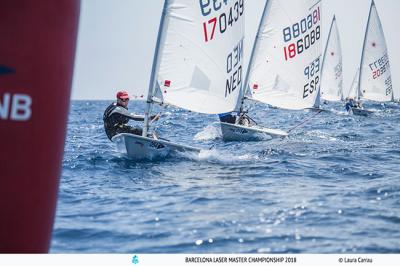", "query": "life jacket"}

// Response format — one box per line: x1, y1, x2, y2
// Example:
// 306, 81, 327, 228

103, 102, 130, 139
